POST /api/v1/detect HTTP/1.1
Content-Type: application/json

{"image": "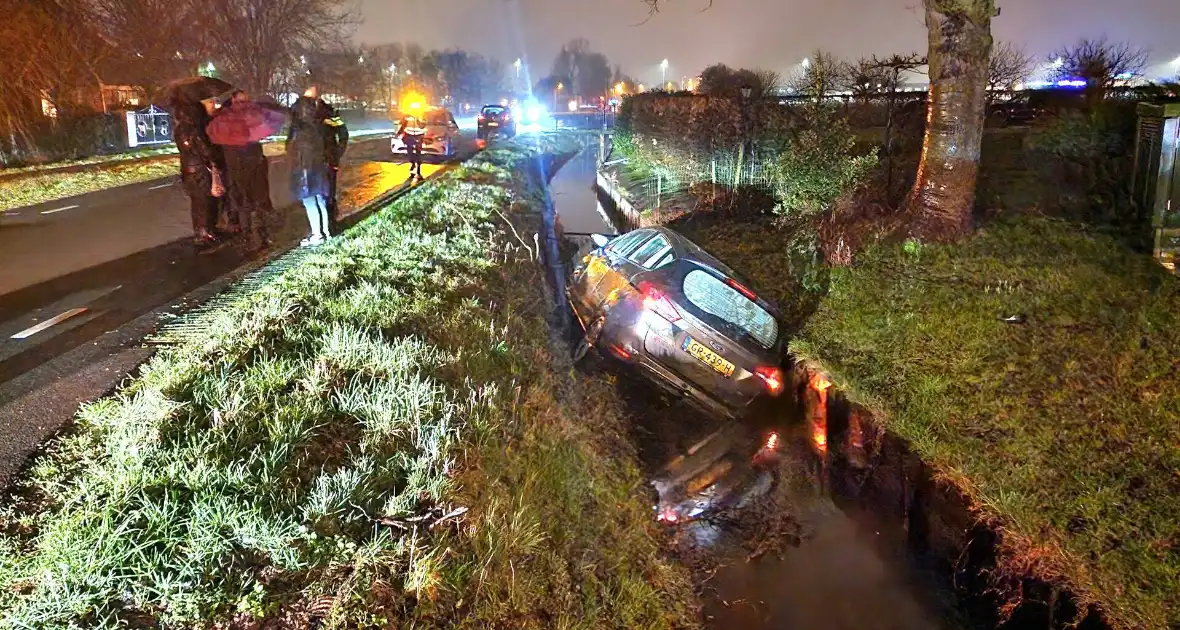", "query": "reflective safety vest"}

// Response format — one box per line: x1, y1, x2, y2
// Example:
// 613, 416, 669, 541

399, 116, 427, 139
